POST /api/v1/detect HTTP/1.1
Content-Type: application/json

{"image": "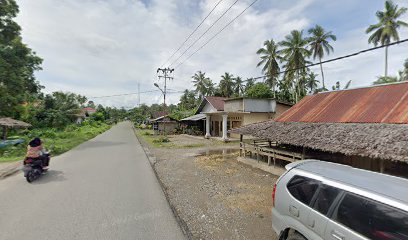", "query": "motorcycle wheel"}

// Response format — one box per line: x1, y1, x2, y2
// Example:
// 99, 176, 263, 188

26, 171, 35, 183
